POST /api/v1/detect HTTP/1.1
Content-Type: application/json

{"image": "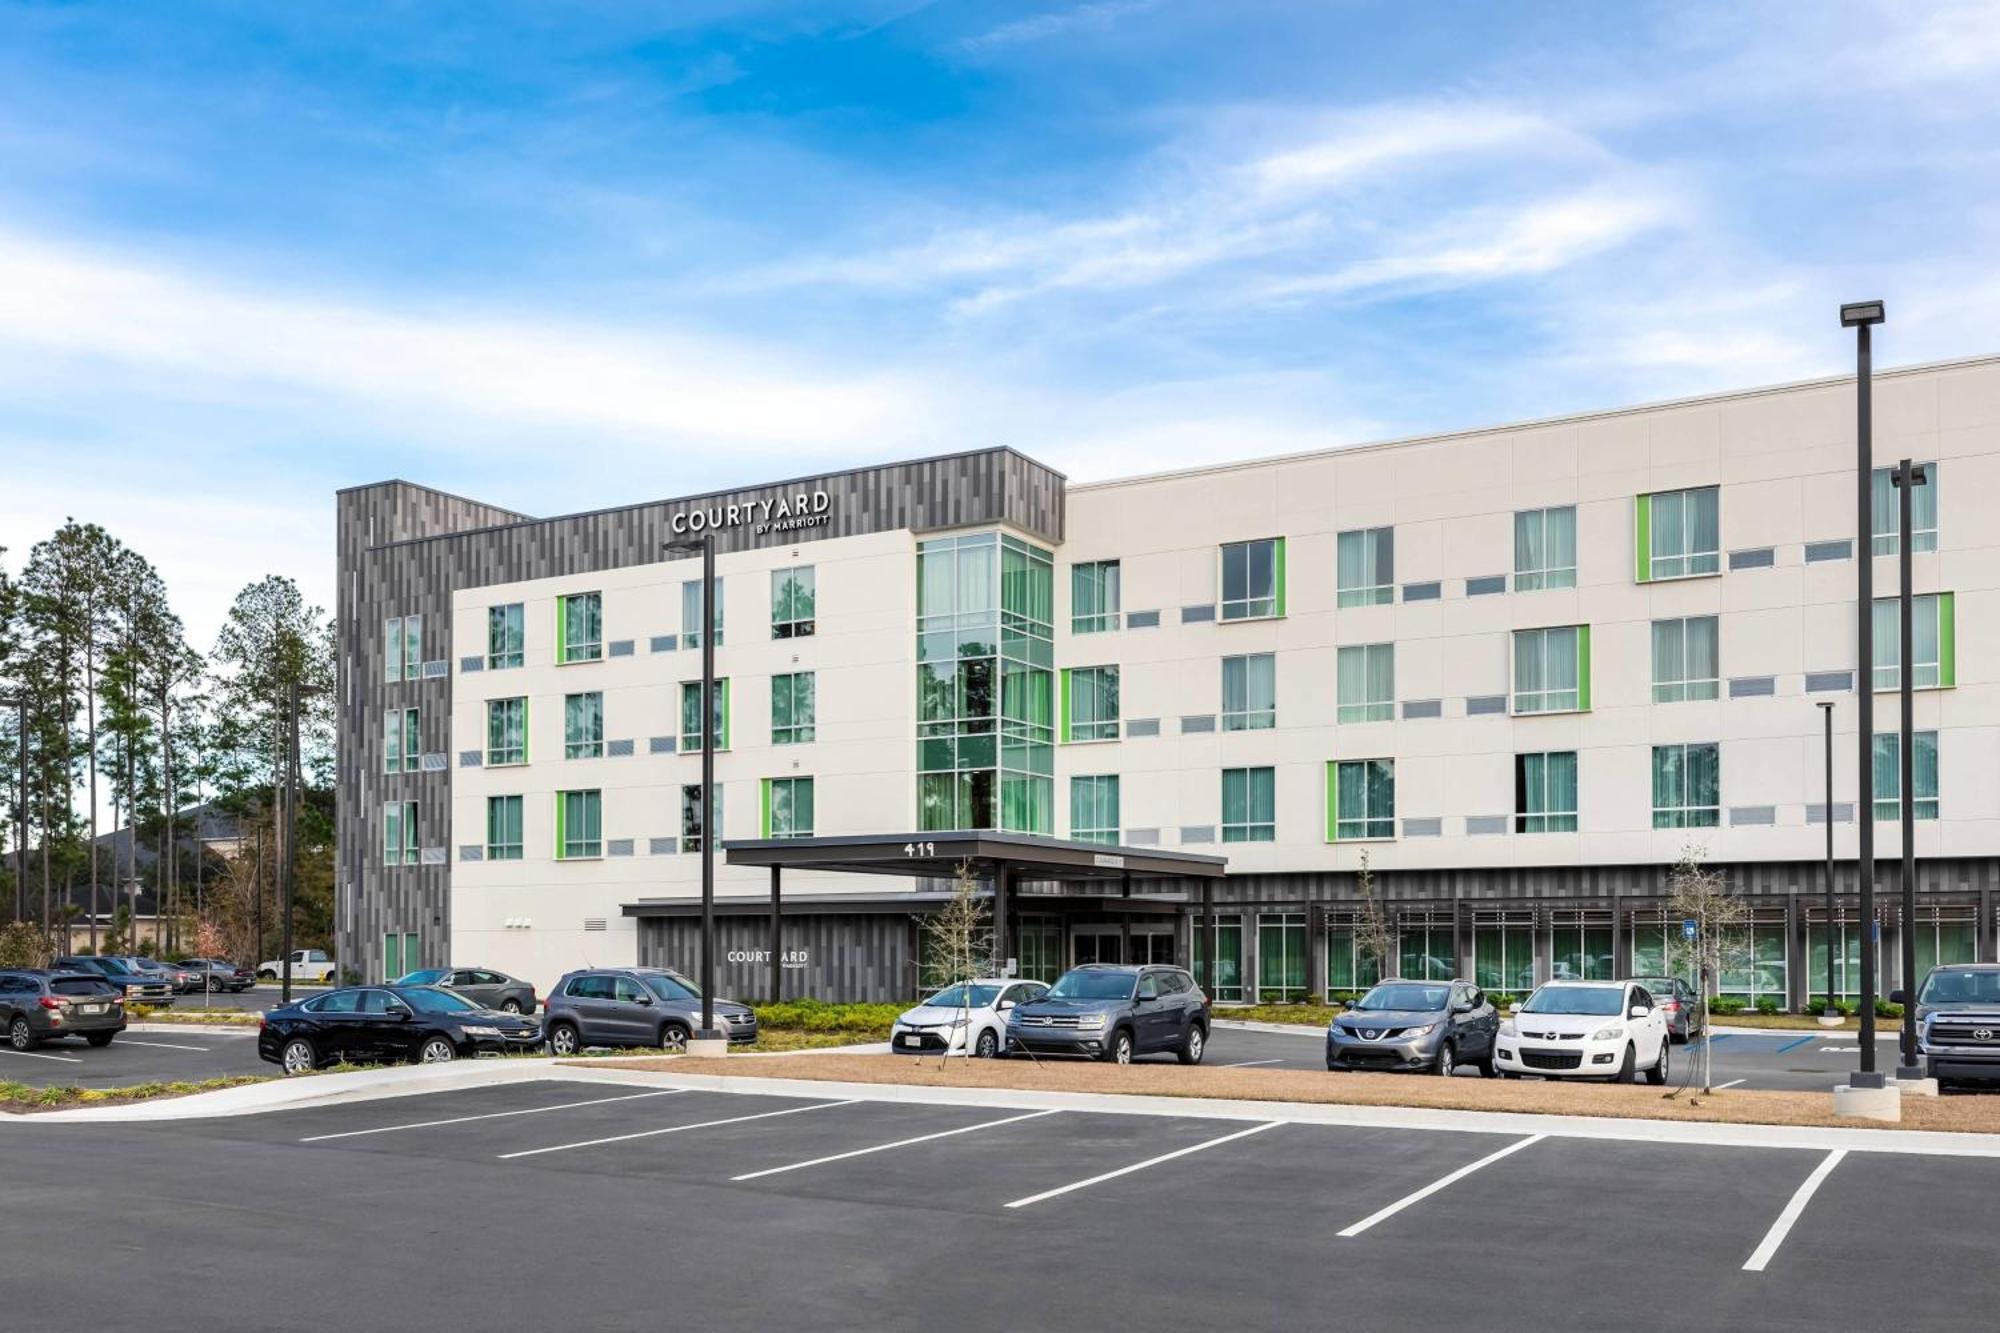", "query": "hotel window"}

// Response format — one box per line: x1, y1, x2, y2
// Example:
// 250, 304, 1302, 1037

1219, 538, 1283, 621
1472, 916, 1537, 994
1221, 766, 1275, 843
486, 697, 527, 766
771, 565, 815, 639
555, 789, 602, 859
1637, 485, 1720, 581
1070, 774, 1120, 845
1870, 593, 1954, 690
487, 603, 524, 670
1257, 912, 1307, 1001
1071, 560, 1121, 634
1513, 625, 1588, 713
1550, 916, 1615, 983
682, 579, 723, 648
1652, 743, 1720, 828
1514, 505, 1577, 591
1515, 751, 1578, 832
1872, 462, 1938, 555
680, 679, 732, 751
485, 795, 523, 861
384, 615, 421, 682
1324, 924, 1384, 997
1335, 527, 1394, 607
681, 782, 722, 853
1328, 758, 1394, 841
1911, 911, 1978, 979
1718, 922, 1788, 1002
1193, 914, 1244, 1002
556, 592, 602, 663
771, 671, 816, 745
1398, 918, 1456, 982
1064, 666, 1120, 742
383, 801, 418, 866
1652, 615, 1720, 702
1806, 918, 1869, 1000
1221, 653, 1276, 730
763, 777, 814, 839
564, 692, 604, 759
384, 707, 419, 773
1872, 730, 1939, 821
1336, 643, 1393, 723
